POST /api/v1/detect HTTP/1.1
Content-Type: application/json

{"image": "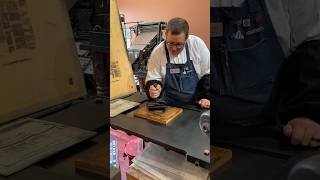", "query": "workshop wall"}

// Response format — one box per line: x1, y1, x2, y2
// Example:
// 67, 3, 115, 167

117, 0, 210, 48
